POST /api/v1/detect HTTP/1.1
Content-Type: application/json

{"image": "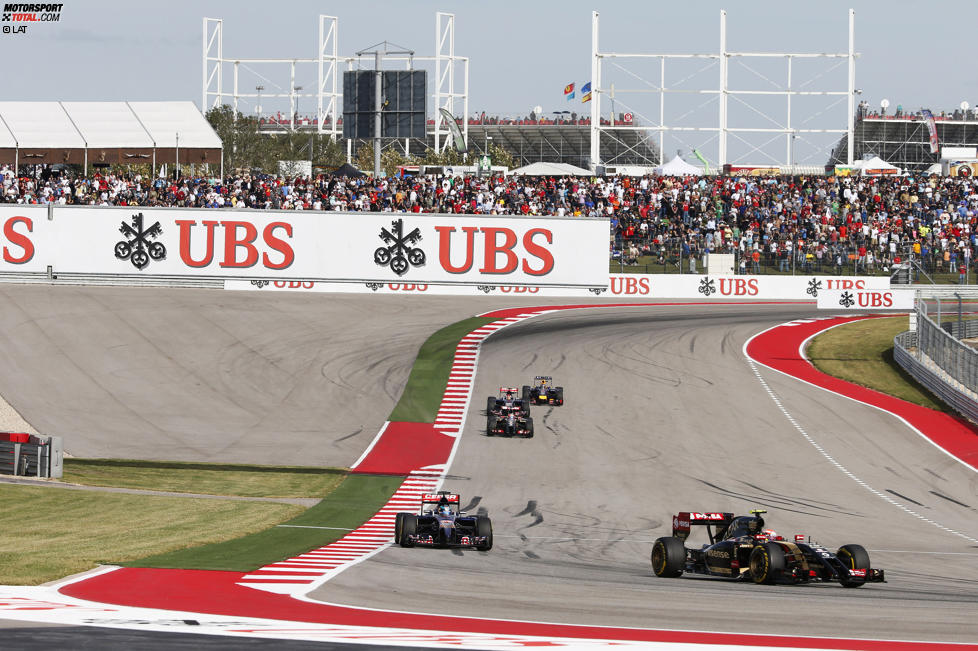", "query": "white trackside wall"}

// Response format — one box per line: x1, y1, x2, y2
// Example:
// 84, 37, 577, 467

0, 206, 609, 287
226, 274, 891, 299
817, 289, 915, 310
